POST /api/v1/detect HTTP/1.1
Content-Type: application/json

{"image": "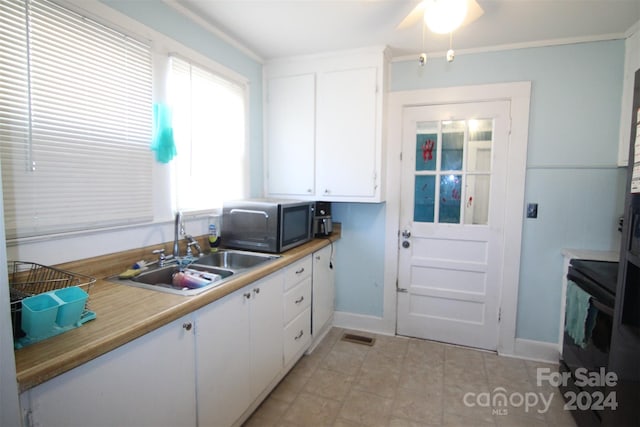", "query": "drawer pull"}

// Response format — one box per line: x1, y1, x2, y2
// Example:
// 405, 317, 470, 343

295, 267, 305, 275
294, 296, 304, 304
294, 330, 304, 340
243, 292, 251, 300
182, 322, 193, 331
253, 287, 260, 295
